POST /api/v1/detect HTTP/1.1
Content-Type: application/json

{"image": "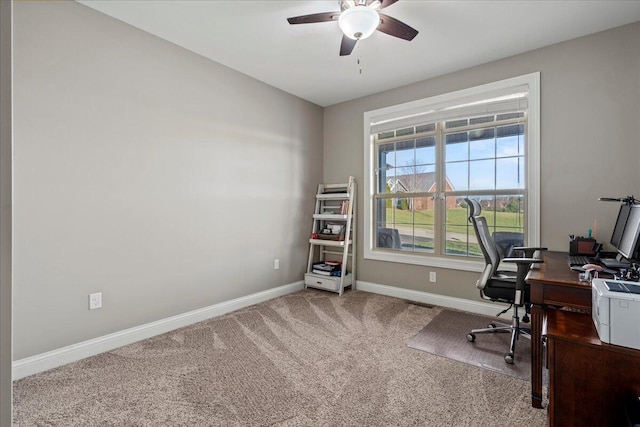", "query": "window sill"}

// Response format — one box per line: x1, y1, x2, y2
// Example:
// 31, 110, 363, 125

364, 249, 488, 272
